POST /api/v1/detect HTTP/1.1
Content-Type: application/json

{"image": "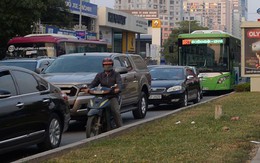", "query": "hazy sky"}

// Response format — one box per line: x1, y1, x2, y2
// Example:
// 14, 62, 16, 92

90, 0, 260, 21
